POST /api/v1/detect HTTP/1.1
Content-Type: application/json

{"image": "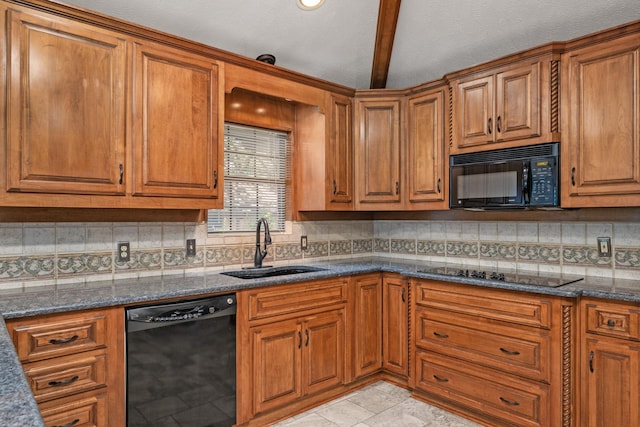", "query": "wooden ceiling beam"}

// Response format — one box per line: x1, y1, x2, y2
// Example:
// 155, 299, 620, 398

370, 0, 402, 89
